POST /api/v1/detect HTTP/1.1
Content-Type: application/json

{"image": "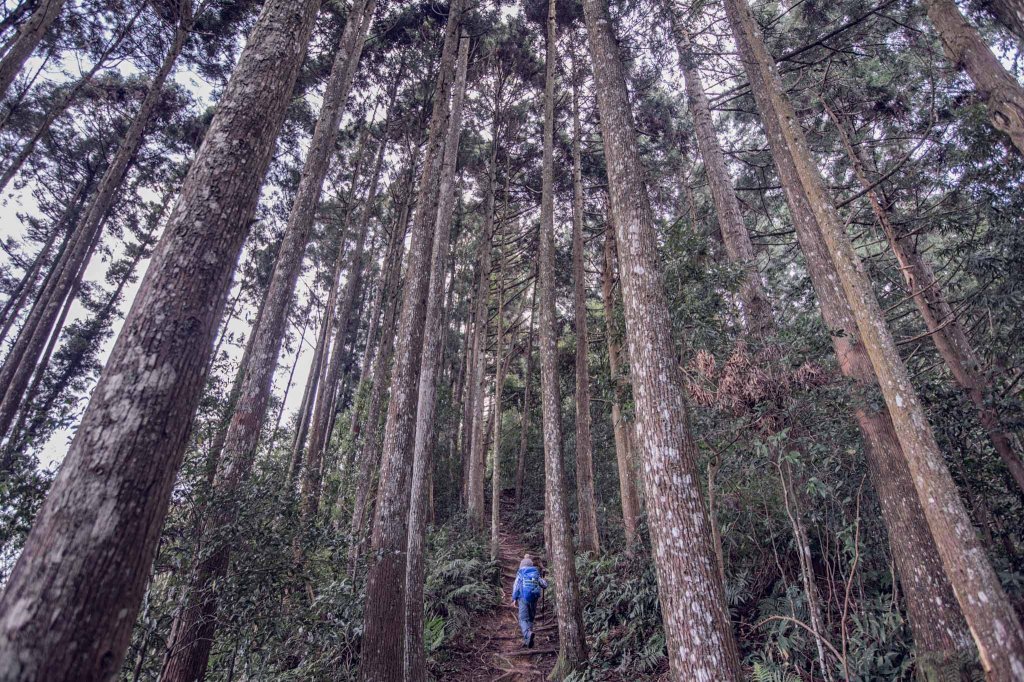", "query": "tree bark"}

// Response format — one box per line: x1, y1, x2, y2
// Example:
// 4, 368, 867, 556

923, 0, 1024, 154
0, 0, 64, 103
358, 2, 463, 675
0, 1, 321, 678
158, 3, 373, 679
539, 3, 588, 678
570, 56, 600, 554
581, 0, 743, 676
723, 0, 1024, 675
0, 18, 189, 445
404, 31, 469, 681
600, 221, 640, 552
